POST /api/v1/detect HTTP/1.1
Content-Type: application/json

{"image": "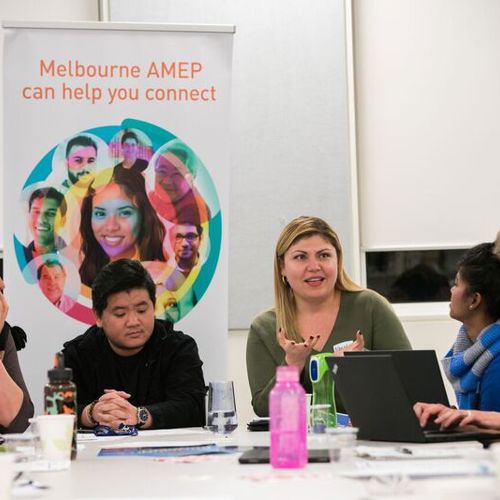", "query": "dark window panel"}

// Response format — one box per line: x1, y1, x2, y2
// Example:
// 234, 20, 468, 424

366, 249, 466, 304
